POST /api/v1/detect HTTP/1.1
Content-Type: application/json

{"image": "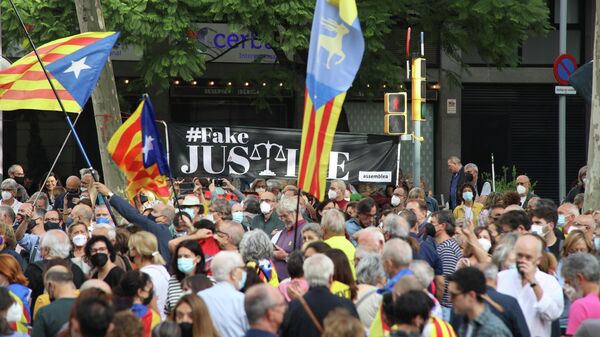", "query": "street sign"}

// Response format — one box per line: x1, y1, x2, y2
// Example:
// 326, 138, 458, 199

555, 86, 576, 95
553, 54, 578, 85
